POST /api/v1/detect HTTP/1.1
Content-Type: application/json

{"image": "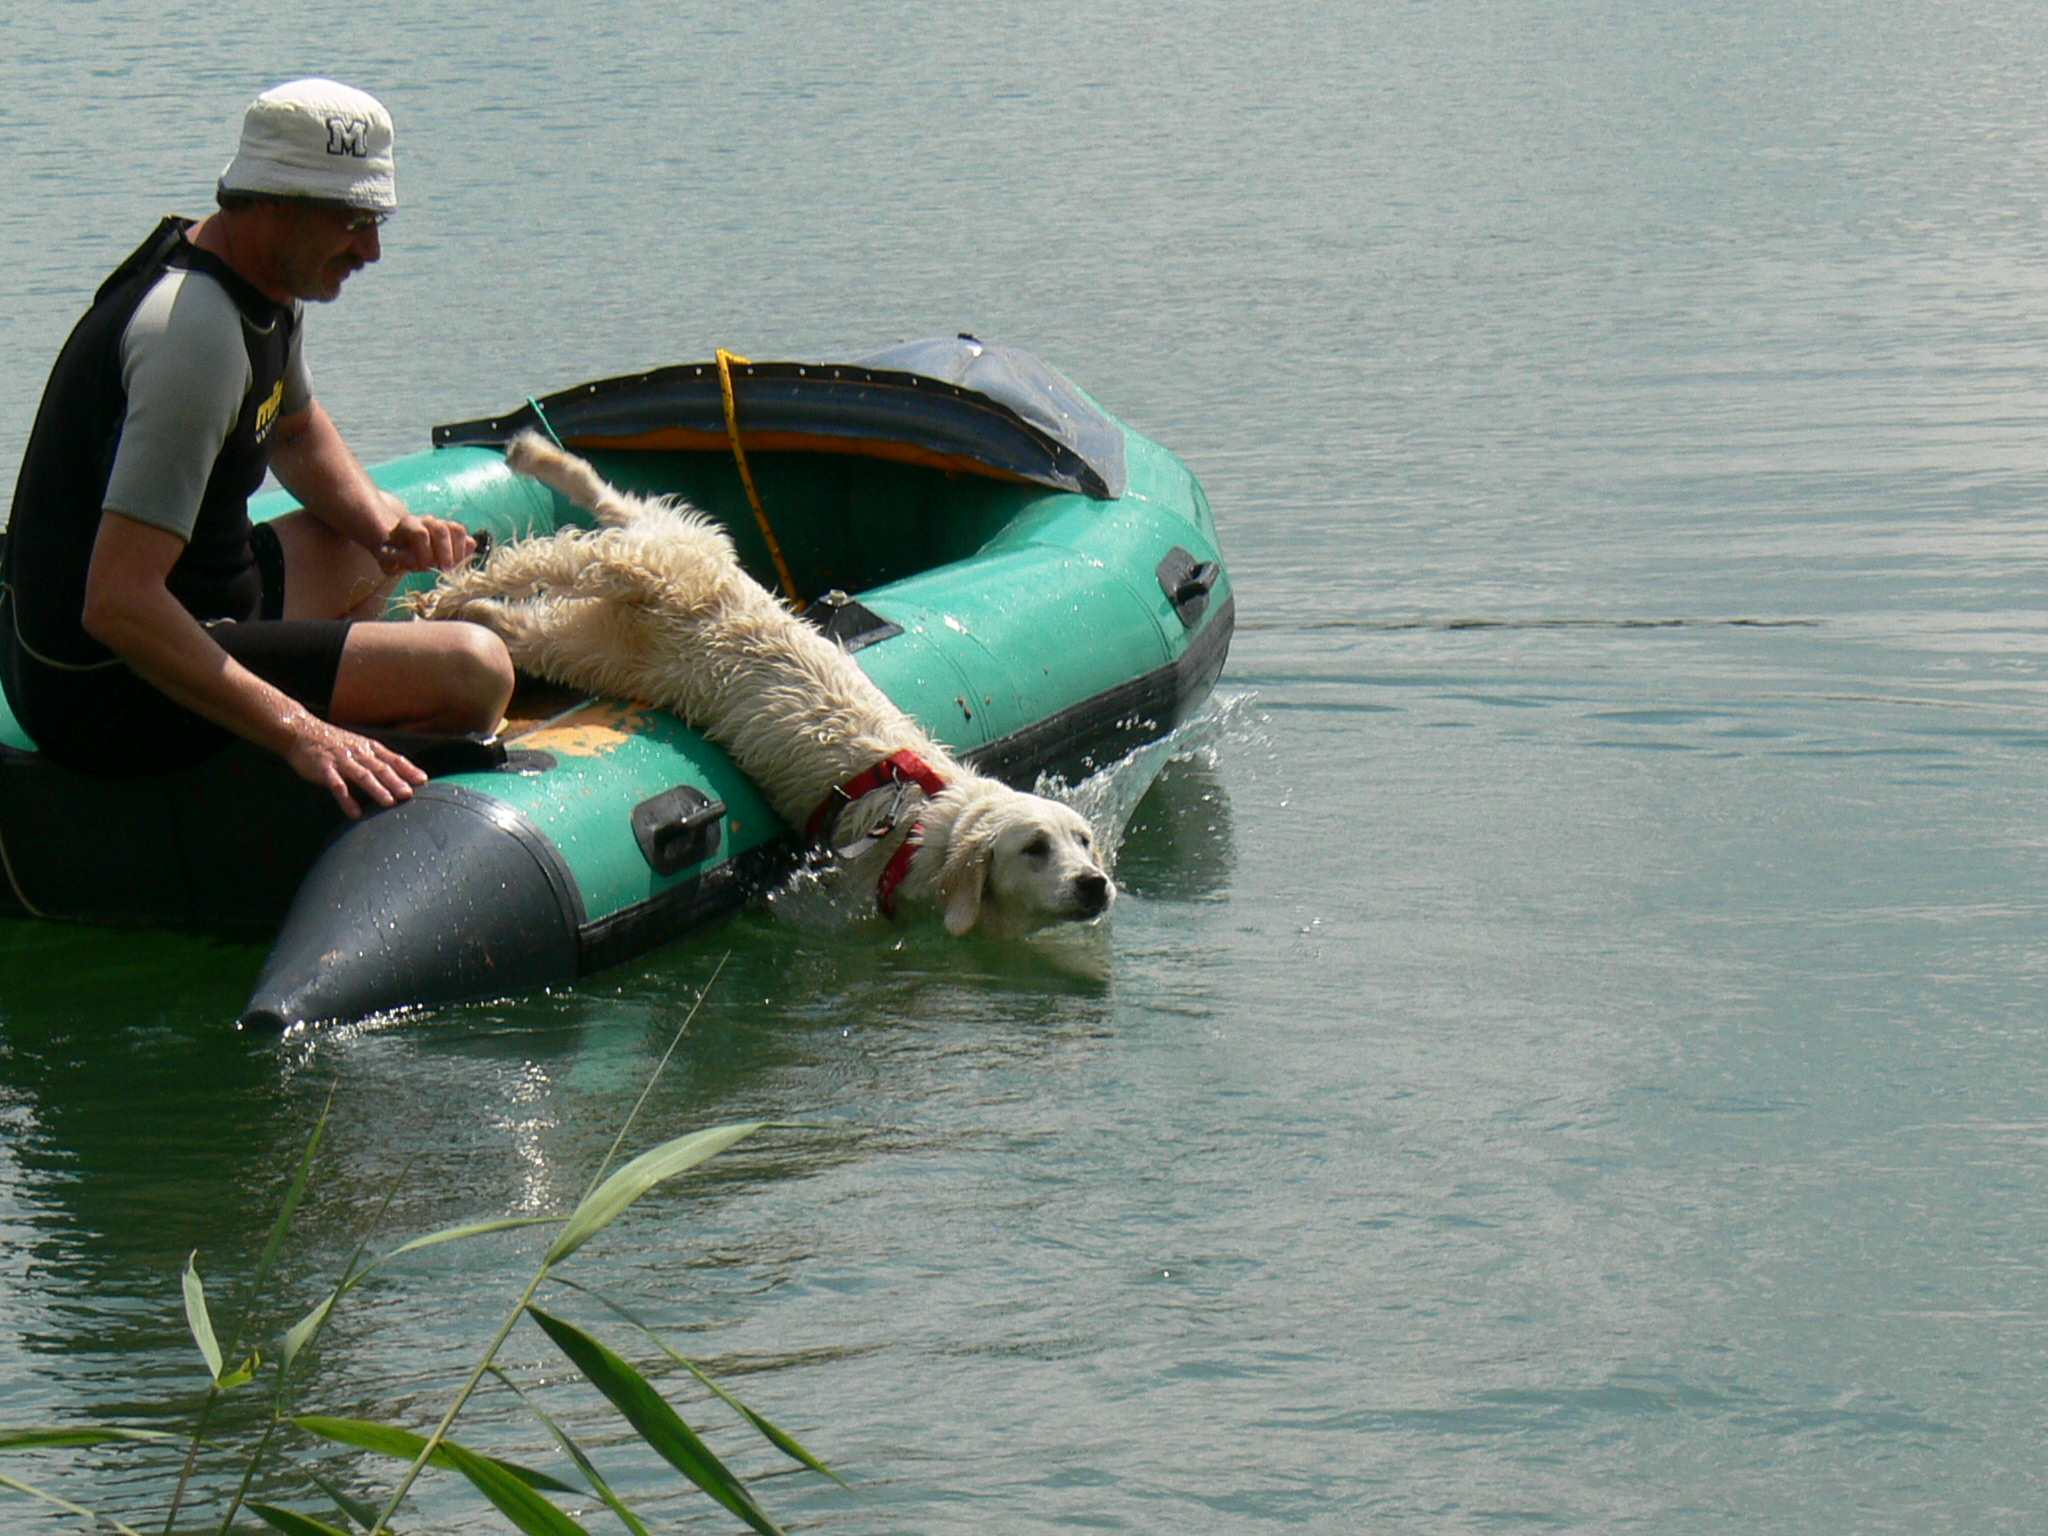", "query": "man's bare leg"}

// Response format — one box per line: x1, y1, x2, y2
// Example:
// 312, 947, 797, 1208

270, 507, 513, 733
271, 506, 399, 620
328, 619, 513, 734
